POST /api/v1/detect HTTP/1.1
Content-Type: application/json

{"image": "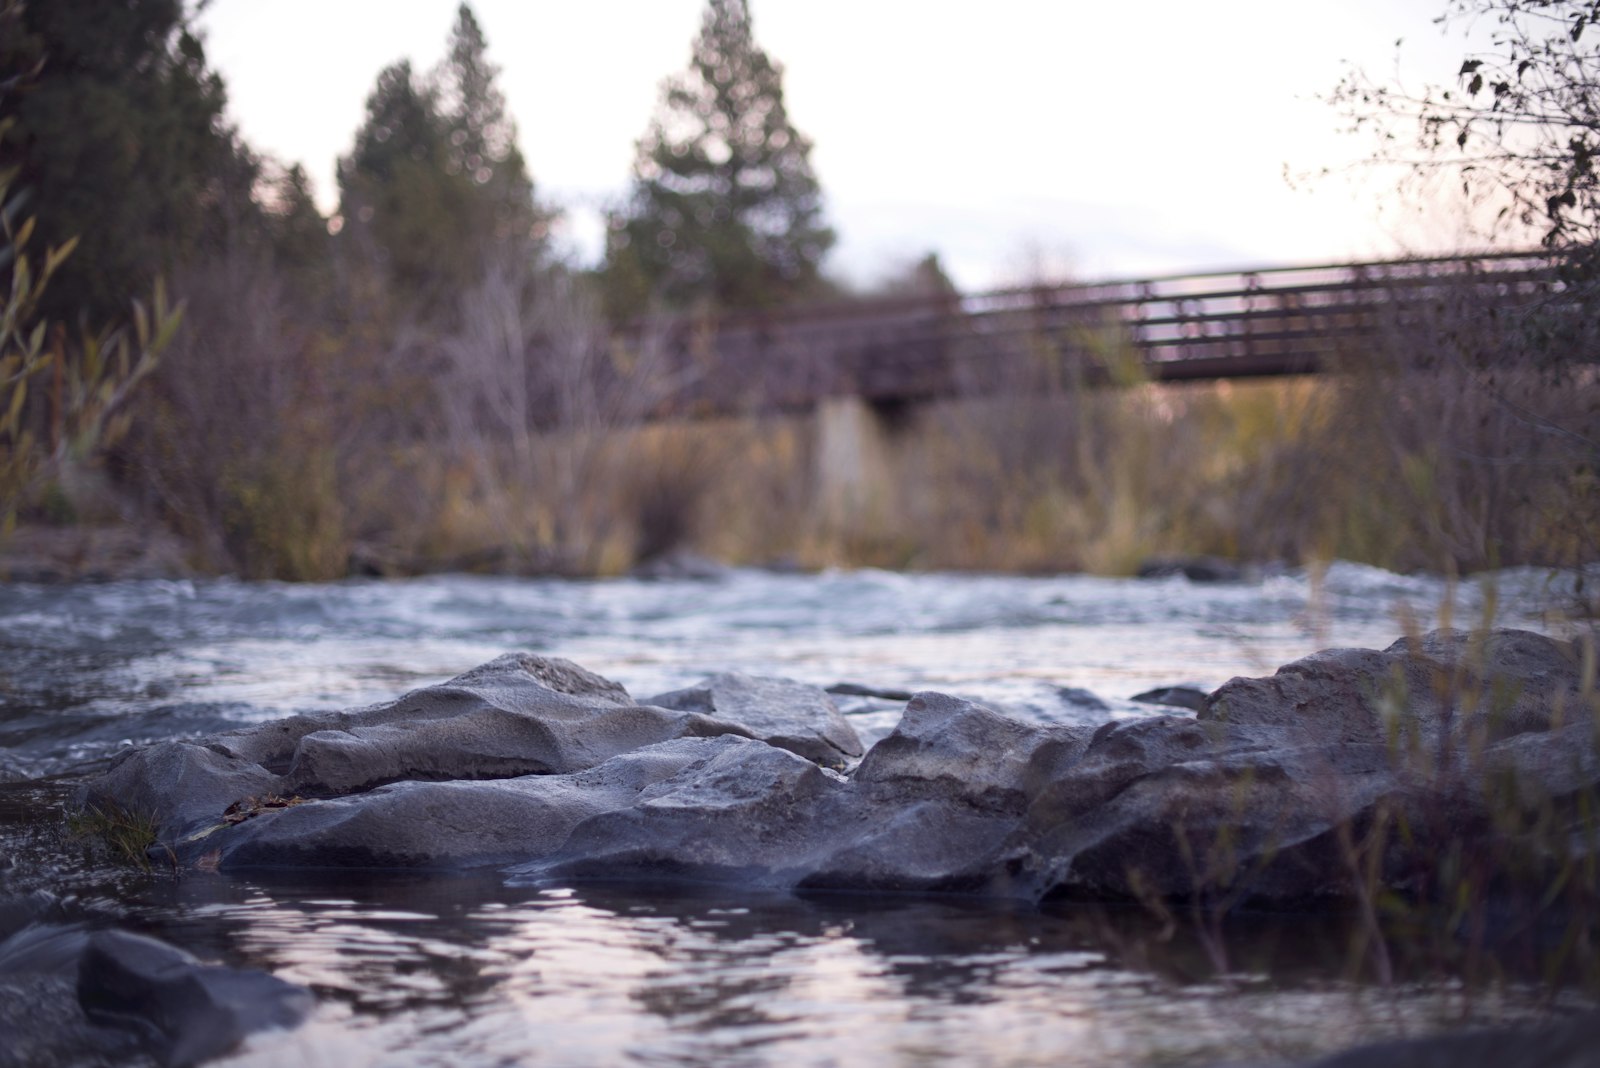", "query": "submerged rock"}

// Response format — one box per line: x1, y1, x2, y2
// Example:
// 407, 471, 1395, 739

0, 922, 310, 1067
628, 549, 730, 581
1130, 684, 1209, 712
79, 629, 1600, 909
